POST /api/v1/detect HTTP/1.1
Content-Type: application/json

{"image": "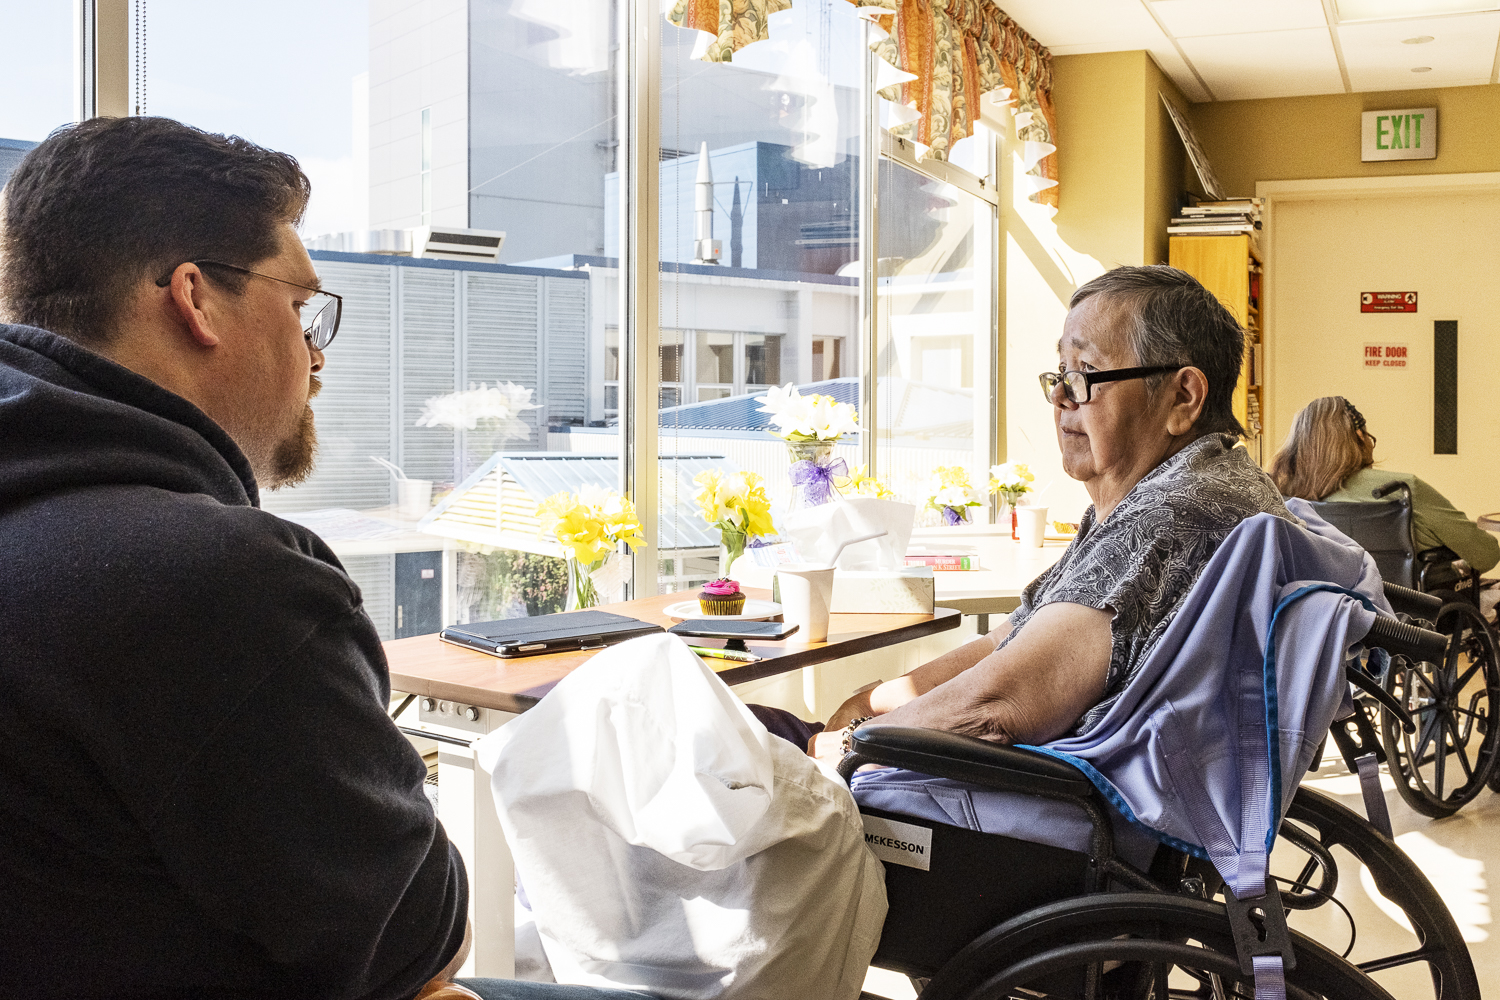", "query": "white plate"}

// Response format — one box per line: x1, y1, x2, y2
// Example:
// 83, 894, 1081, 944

664, 599, 783, 622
